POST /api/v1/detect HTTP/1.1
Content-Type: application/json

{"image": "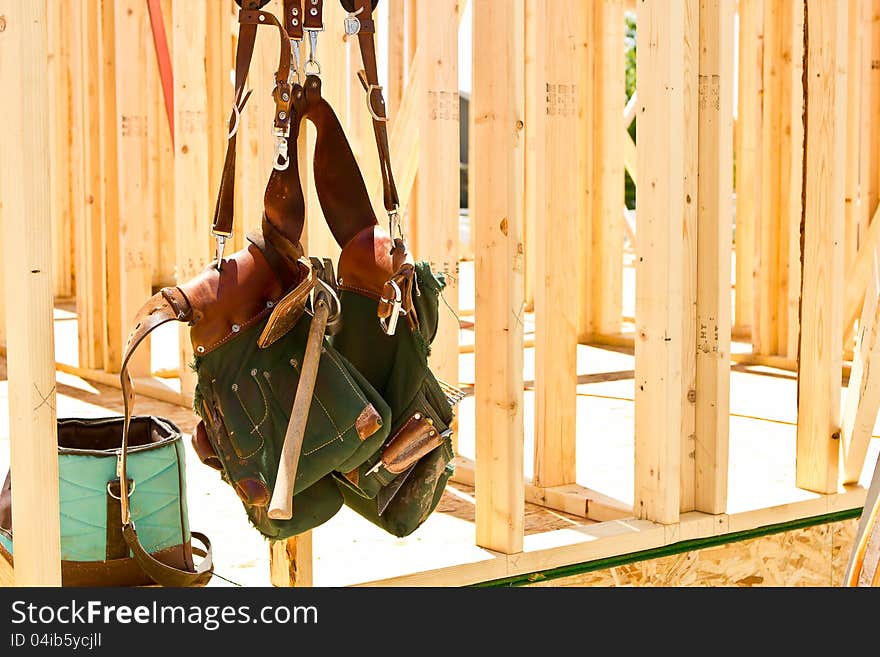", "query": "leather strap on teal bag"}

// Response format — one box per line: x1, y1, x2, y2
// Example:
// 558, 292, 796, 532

119, 288, 214, 587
